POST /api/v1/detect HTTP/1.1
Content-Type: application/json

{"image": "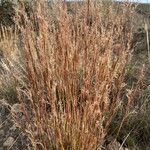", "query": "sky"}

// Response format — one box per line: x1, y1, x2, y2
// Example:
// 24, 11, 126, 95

118, 0, 150, 3
65, 0, 150, 3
